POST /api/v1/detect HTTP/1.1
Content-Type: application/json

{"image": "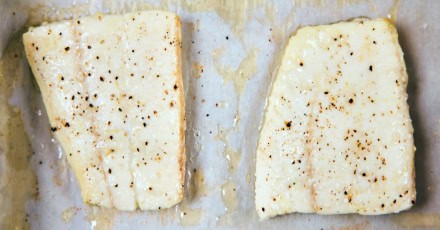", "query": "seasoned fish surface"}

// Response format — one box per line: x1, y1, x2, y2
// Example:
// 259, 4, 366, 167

255, 18, 415, 219
23, 10, 185, 211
